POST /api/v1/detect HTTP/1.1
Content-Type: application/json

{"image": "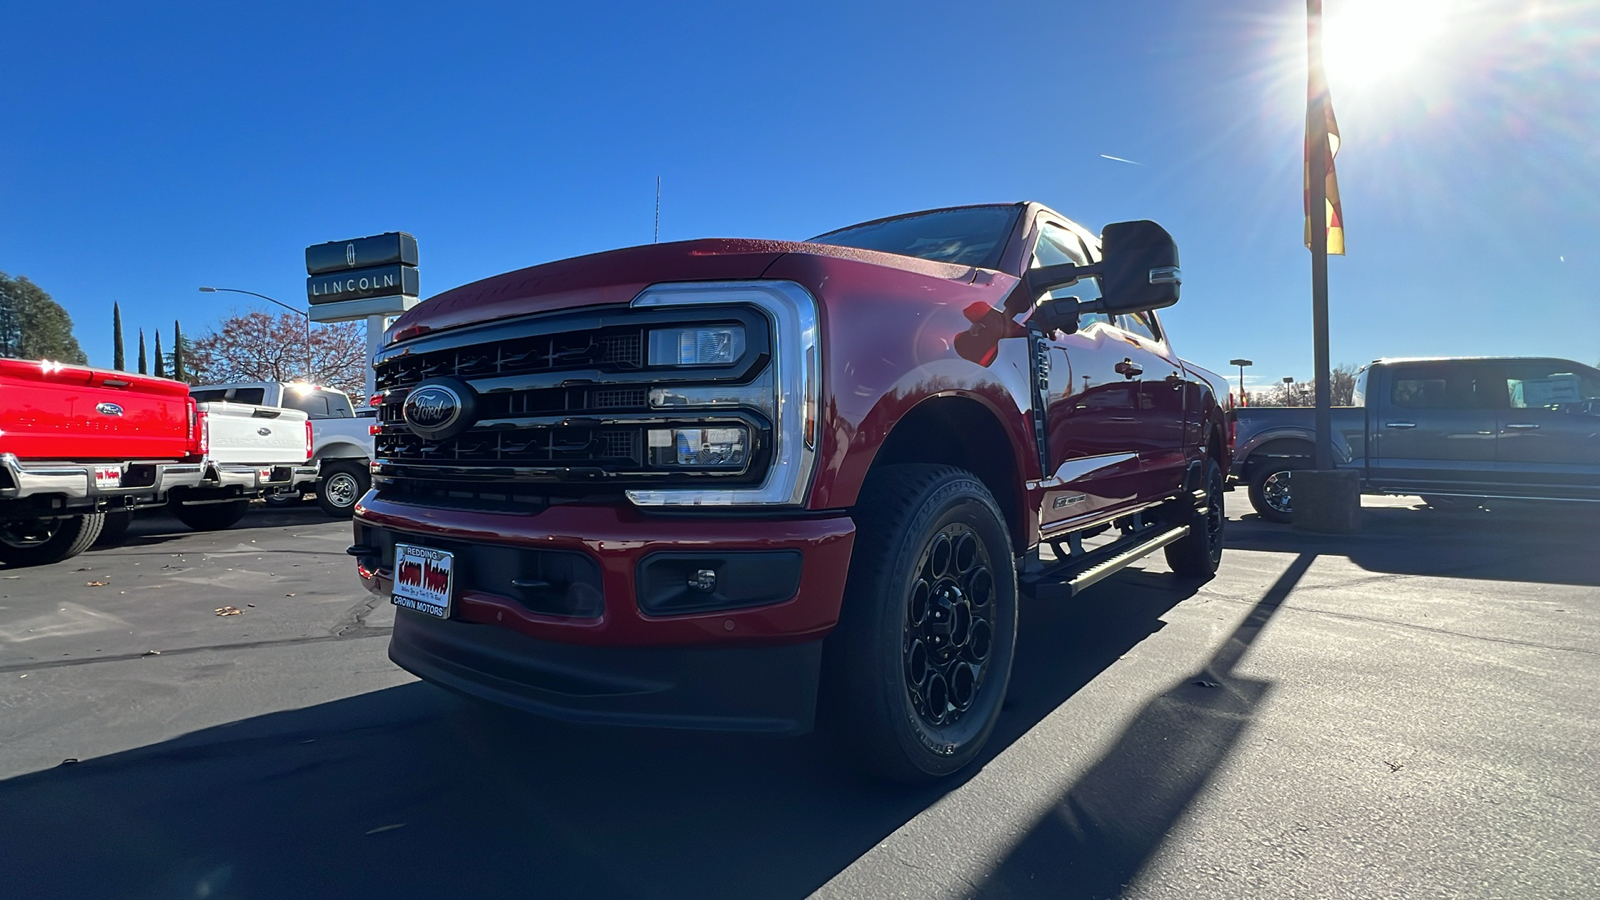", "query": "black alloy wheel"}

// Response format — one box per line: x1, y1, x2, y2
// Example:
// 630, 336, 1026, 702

823, 464, 1018, 782
905, 523, 998, 728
